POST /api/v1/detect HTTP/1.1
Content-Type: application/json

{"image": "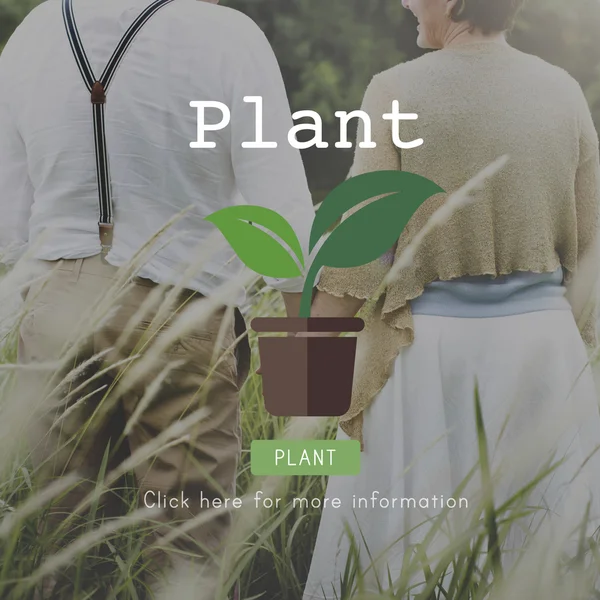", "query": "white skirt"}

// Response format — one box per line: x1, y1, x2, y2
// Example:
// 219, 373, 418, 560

303, 311, 600, 599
